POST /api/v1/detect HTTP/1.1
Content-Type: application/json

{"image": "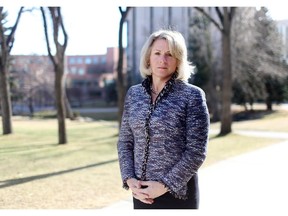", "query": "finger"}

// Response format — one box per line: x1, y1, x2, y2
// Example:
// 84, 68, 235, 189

133, 190, 150, 200
133, 192, 151, 204
136, 180, 142, 188
140, 198, 154, 204
133, 187, 149, 196
140, 181, 149, 186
